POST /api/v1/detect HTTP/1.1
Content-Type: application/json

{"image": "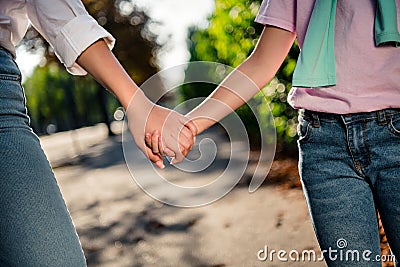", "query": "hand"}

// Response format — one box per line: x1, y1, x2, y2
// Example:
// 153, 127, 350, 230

145, 113, 199, 164
75, 40, 197, 166
126, 91, 197, 168
145, 121, 197, 164
144, 113, 197, 165
146, 107, 197, 164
